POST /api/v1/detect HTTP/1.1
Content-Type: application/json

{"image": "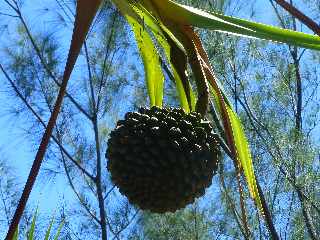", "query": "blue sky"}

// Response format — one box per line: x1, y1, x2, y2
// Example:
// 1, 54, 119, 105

0, 0, 141, 237
0, 0, 318, 238
0, 0, 80, 237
